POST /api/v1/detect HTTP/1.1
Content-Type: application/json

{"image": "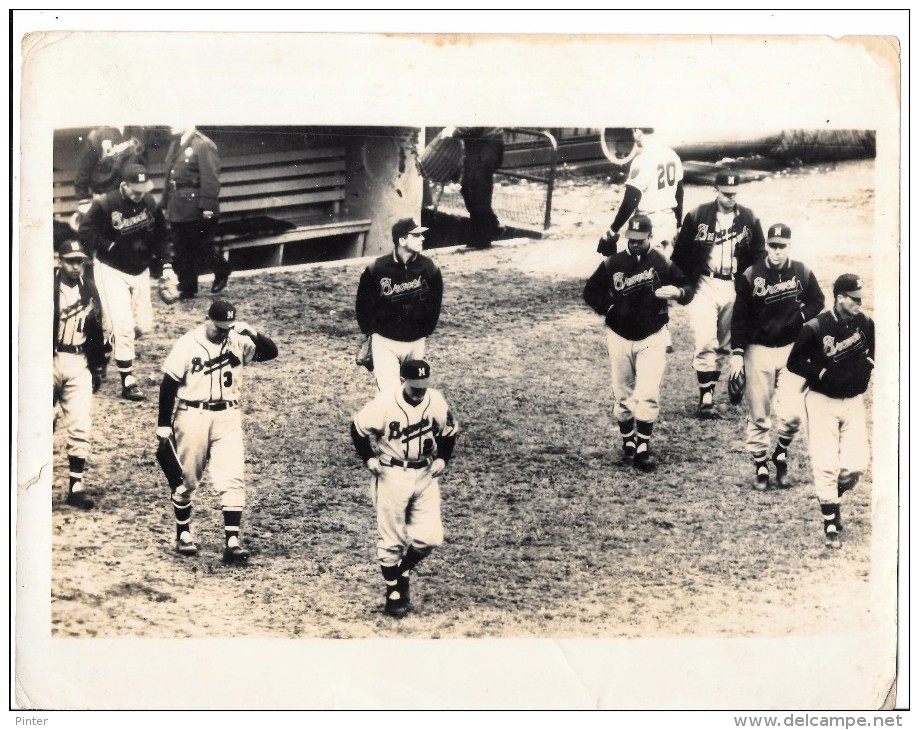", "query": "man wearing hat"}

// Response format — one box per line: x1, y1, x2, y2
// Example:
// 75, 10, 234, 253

350, 359, 460, 617
53, 240, 108, 510
80, 162, 175, 402
73, 125, 147, 217
161, 125, 232, 297
788, 274, 875, 549
584, 214, 693, 471
671, 170, 766, 419
730, 223, 825, 490
156, 300, 279, 562
355, 217, 444, 392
